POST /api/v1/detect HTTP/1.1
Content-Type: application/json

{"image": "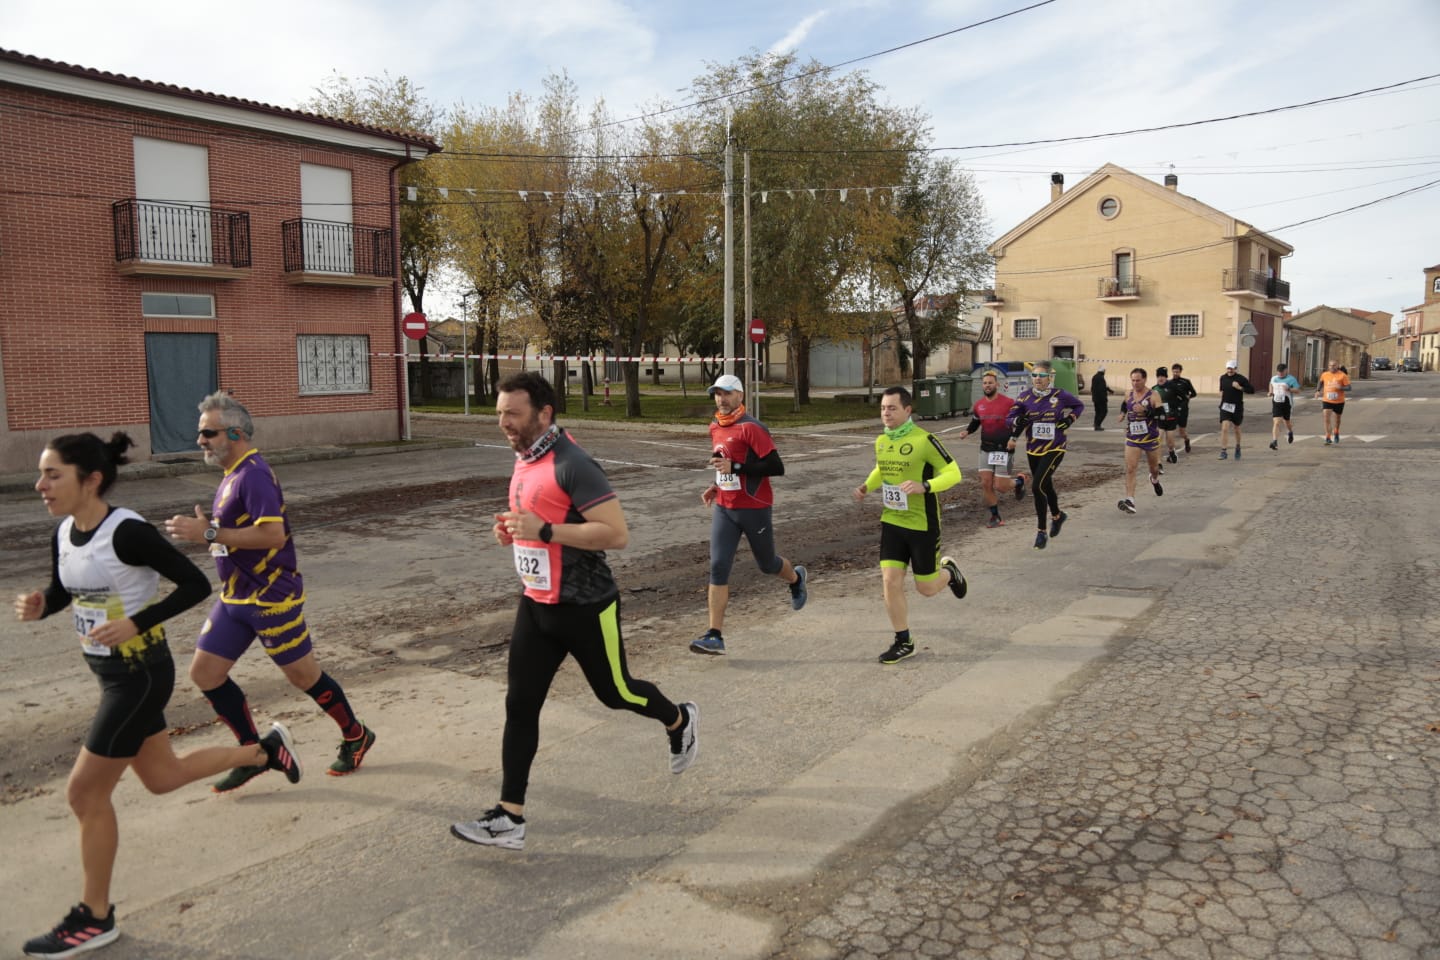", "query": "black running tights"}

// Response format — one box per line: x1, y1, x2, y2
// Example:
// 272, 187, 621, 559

1027, 450, 1065, 530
